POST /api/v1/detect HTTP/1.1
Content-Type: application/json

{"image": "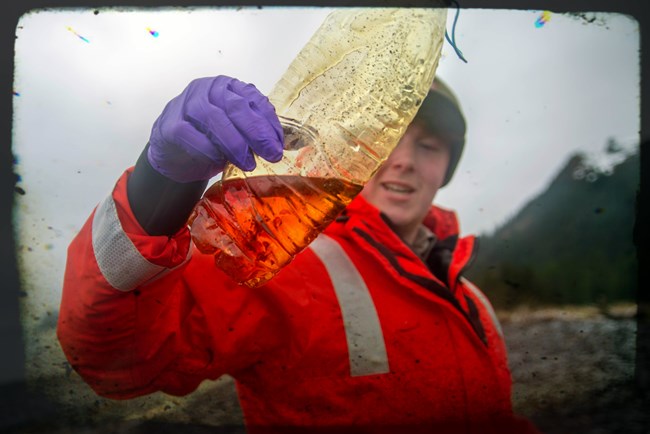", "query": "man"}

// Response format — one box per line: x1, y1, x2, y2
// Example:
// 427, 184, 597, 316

57, 75, 538, 433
